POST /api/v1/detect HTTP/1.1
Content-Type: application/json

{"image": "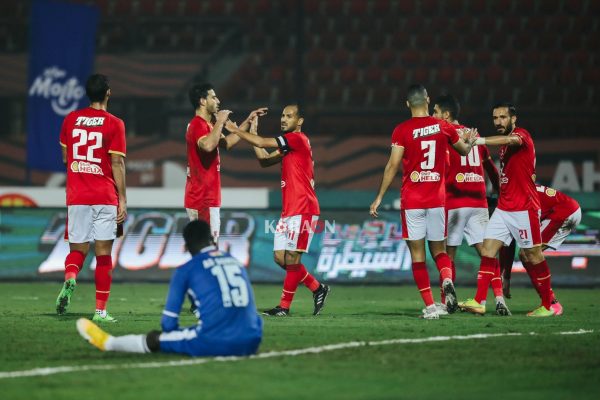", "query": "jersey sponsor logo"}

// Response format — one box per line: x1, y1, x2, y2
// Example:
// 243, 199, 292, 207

75, 116, 105, 127
70, 160, 103, 175
410, 170, 440, 182
28, 66, 85, 116
455, 172, 484, 183
412, 124, 440, 139
281, 180, 286, 188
